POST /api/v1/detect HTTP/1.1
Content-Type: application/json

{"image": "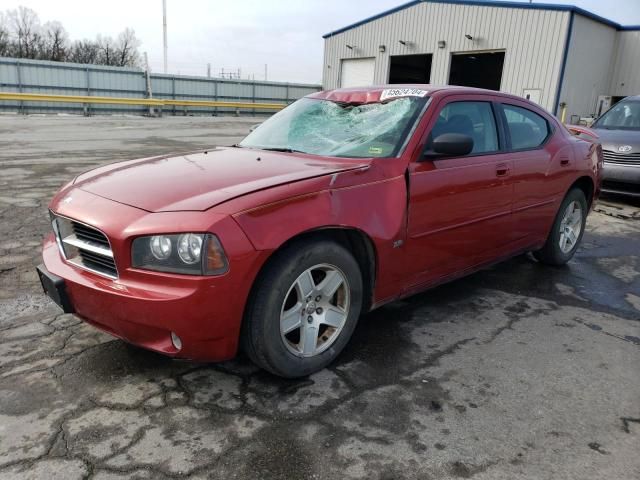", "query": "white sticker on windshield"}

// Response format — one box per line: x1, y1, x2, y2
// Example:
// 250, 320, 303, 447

379, 88, 428, 101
